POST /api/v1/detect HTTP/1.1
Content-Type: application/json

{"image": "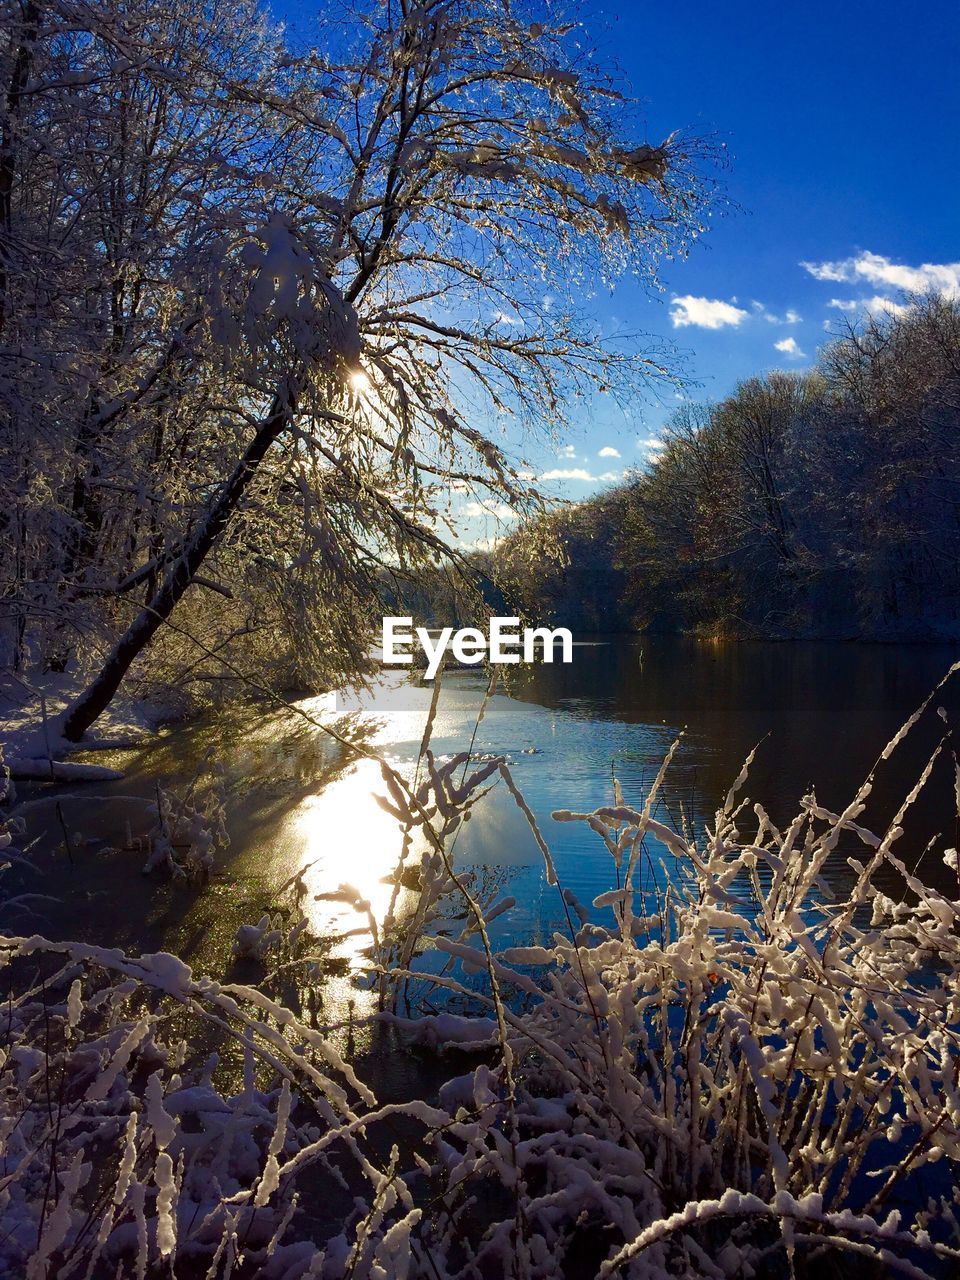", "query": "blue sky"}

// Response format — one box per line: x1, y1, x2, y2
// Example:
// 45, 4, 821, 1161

273, 0, 959, 544
545, 0, 960, 478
